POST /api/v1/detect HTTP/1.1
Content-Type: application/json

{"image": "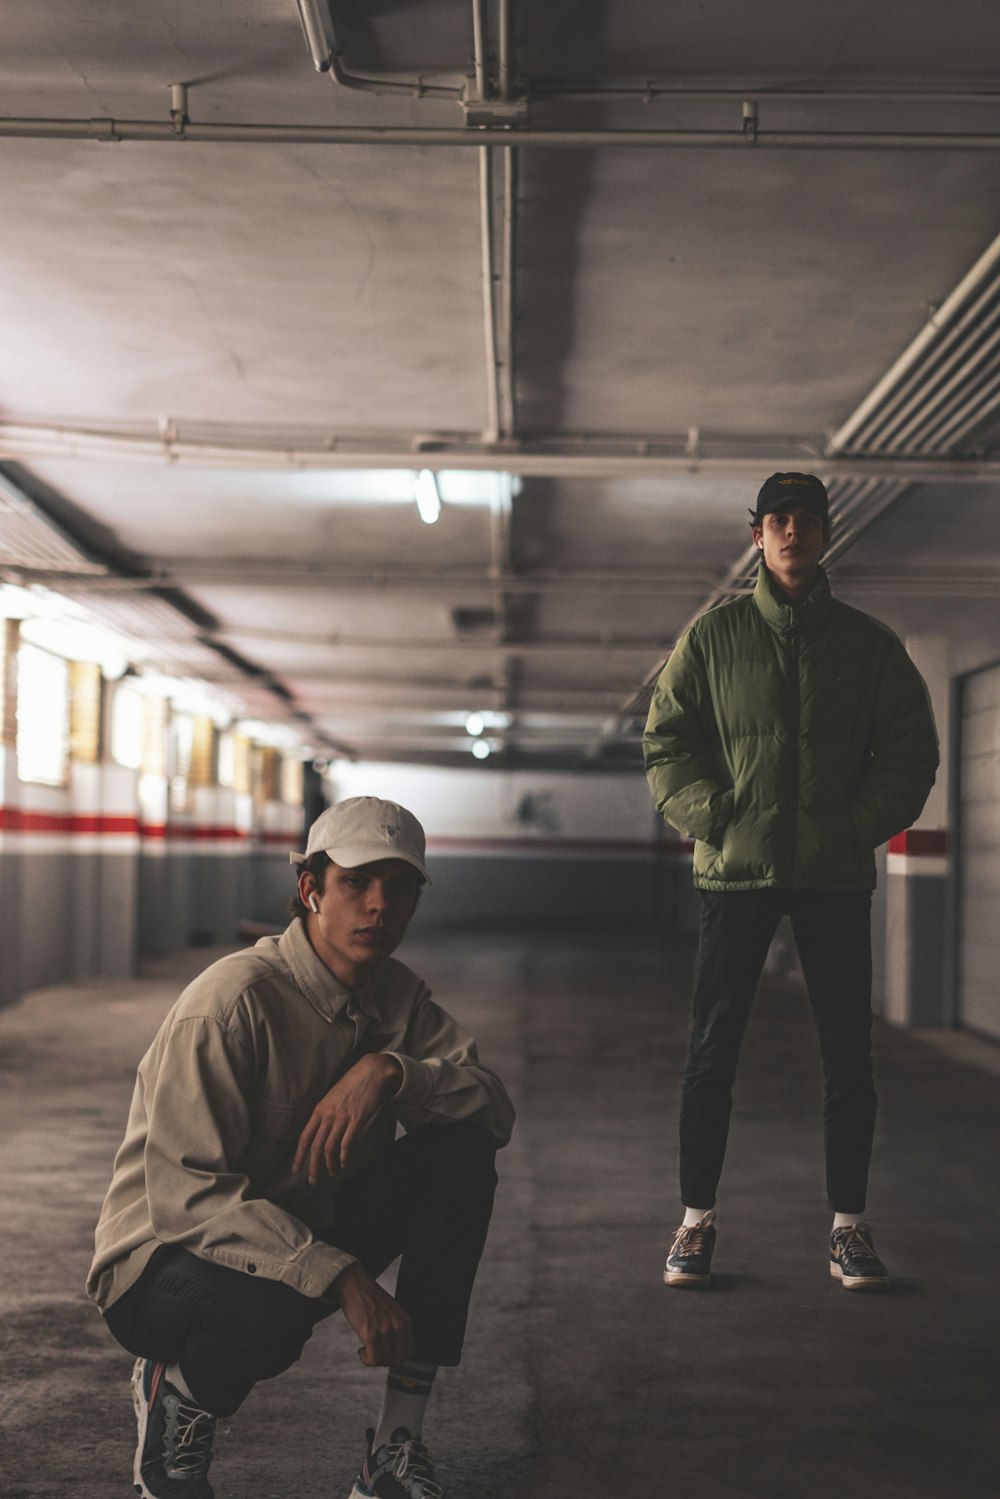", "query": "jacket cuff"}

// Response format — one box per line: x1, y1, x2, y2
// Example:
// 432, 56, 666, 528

281, 1240, 358, 1300
382, 1050, 435, 1114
